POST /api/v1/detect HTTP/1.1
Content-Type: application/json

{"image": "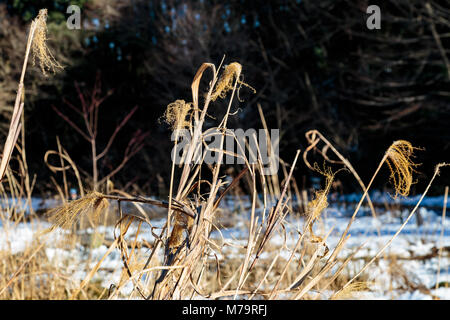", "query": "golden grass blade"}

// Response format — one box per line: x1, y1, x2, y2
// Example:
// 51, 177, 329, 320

191, 63, 216, 110
0, 236, 47, 297
331, 282, 373, 300
70, 238, 119, 300
249, 150, 301, 271
304, 129, 381, 236
337, 163, 449, 295
1, 8, 62, 182
0, 96, 24, 182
